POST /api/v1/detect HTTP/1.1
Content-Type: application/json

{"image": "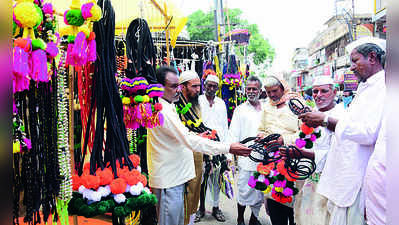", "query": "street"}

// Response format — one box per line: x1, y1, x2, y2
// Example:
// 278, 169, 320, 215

196, 174, 272, 225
